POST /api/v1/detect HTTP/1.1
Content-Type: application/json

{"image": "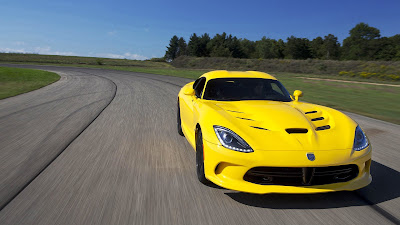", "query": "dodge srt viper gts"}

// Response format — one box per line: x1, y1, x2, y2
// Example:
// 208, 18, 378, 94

177, 70, 371, 194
